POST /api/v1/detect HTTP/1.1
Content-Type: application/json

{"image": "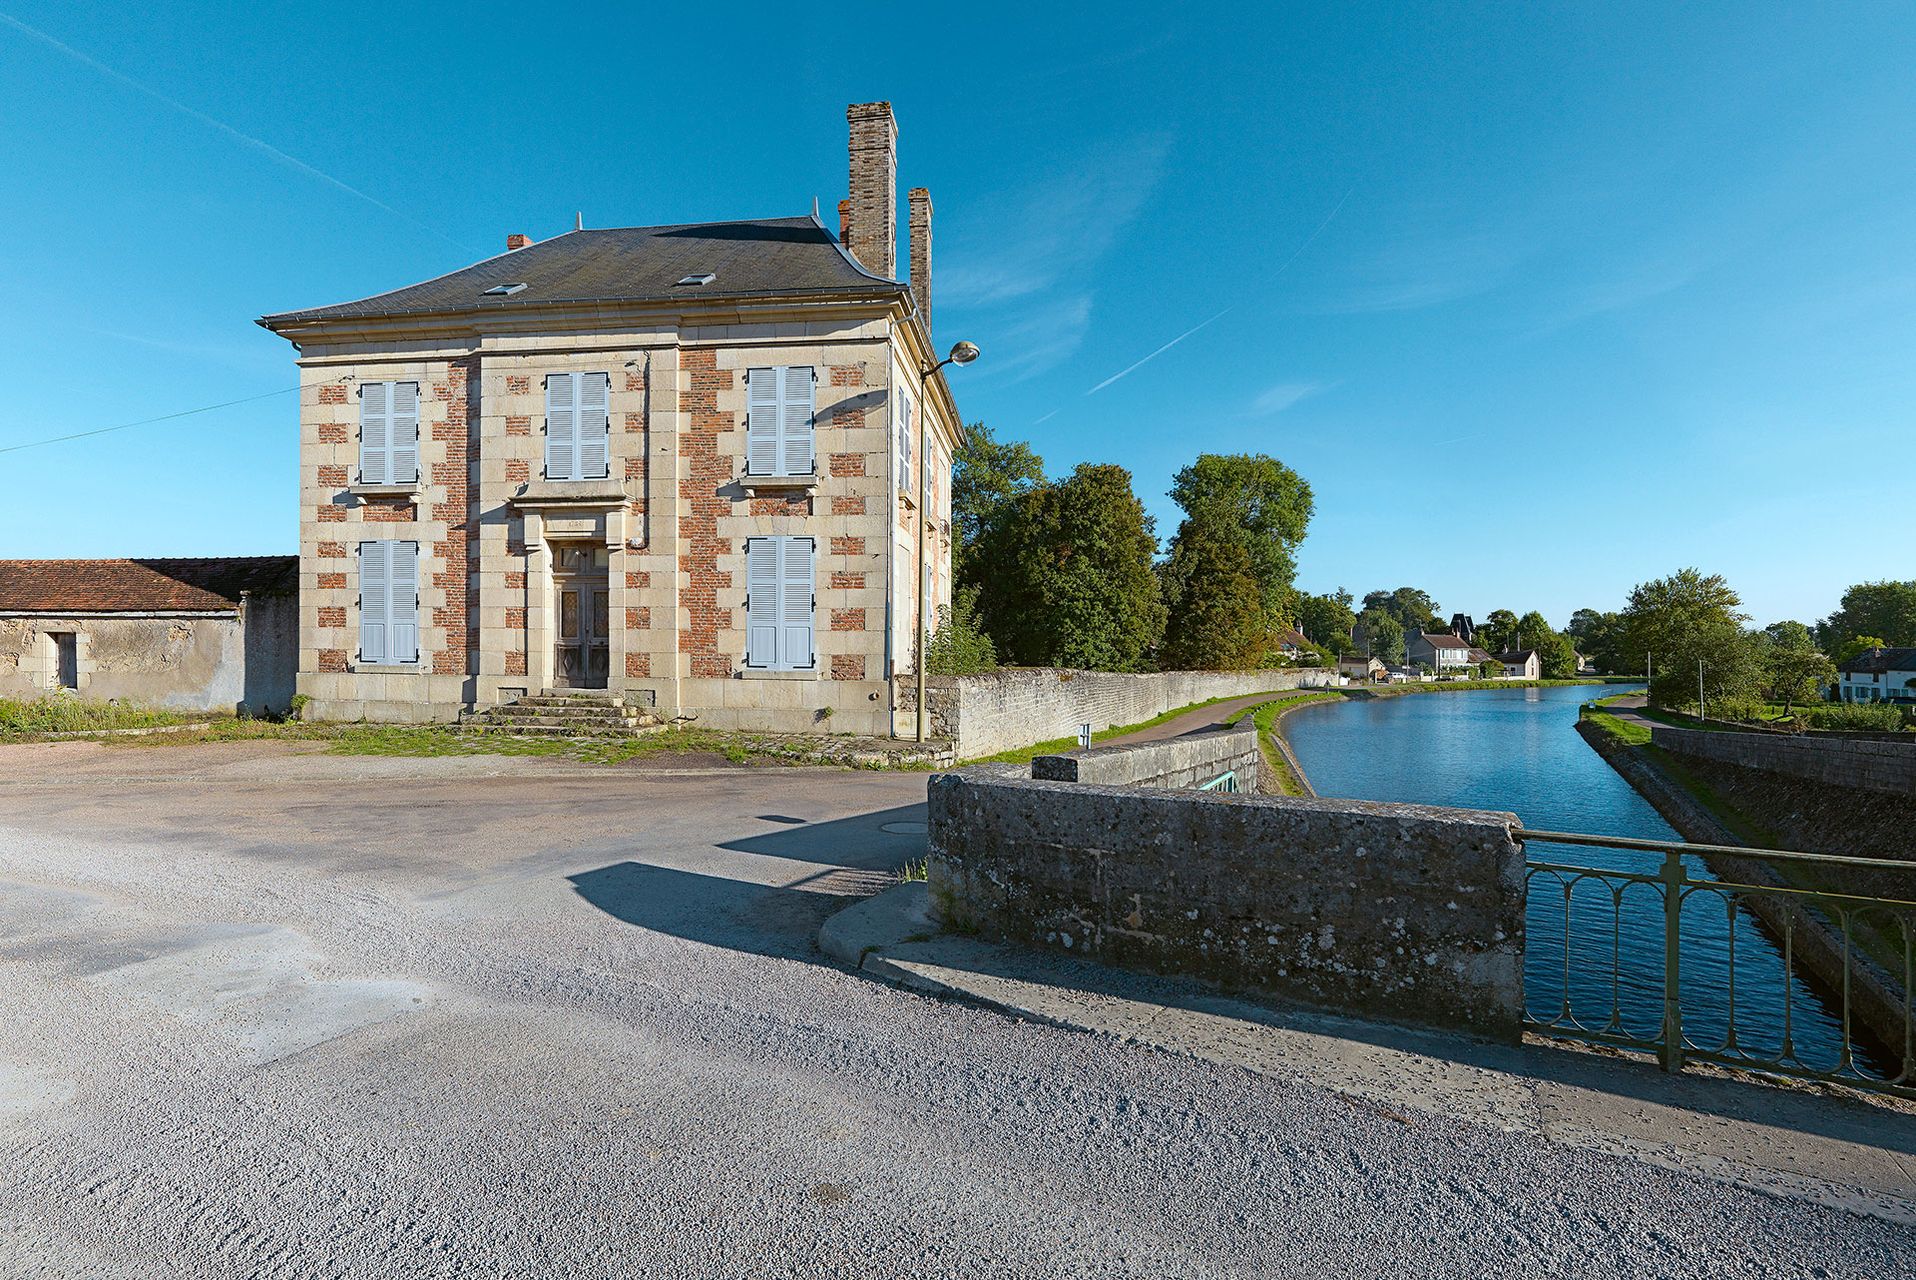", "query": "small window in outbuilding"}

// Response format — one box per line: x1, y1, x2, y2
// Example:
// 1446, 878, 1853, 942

676, 273, 716, 286
51, 632, 78, 690
482, 283, 527, 296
